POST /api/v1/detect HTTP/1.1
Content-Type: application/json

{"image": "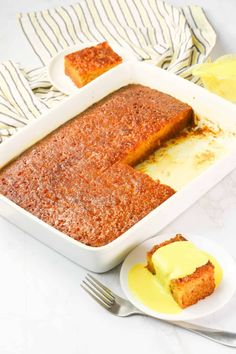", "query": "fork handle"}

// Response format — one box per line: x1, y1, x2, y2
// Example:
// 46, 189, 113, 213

132, 310, 236, 347
171, 321, 236, 347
